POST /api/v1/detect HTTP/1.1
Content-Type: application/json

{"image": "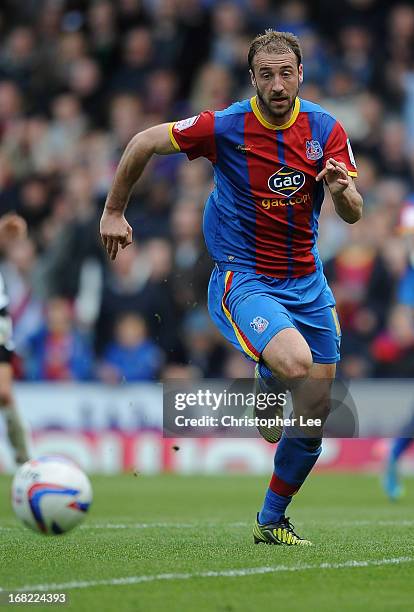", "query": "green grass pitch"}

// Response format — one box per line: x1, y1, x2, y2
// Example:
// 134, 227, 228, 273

1, 473, 414, 611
